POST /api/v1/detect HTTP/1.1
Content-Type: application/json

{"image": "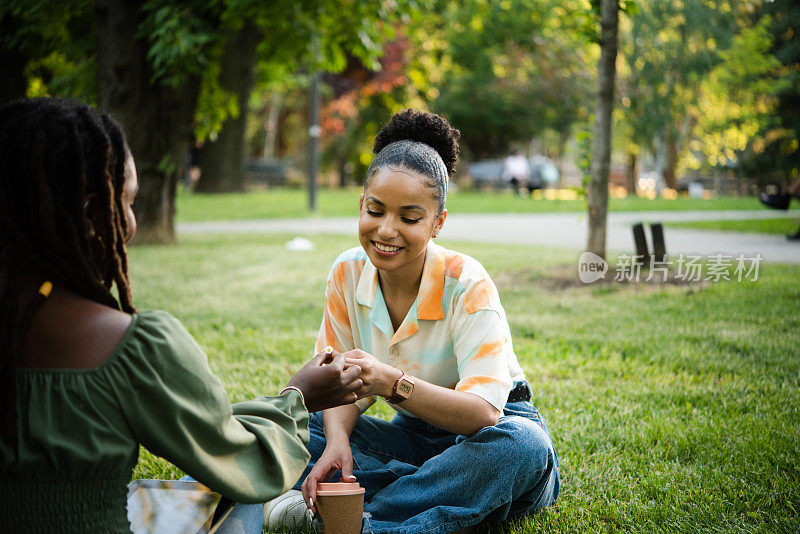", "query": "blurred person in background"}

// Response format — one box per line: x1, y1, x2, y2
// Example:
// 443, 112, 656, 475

502, 149, 531, 196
